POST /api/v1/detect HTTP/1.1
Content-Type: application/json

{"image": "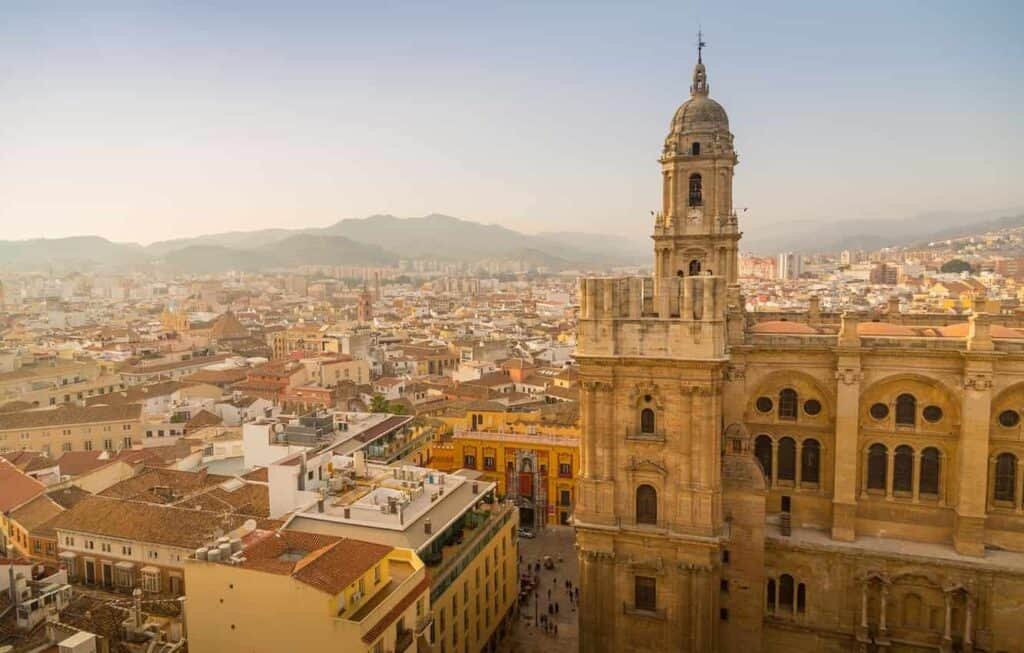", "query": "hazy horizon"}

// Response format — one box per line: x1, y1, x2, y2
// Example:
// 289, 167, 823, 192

2, 1, 1022, 244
